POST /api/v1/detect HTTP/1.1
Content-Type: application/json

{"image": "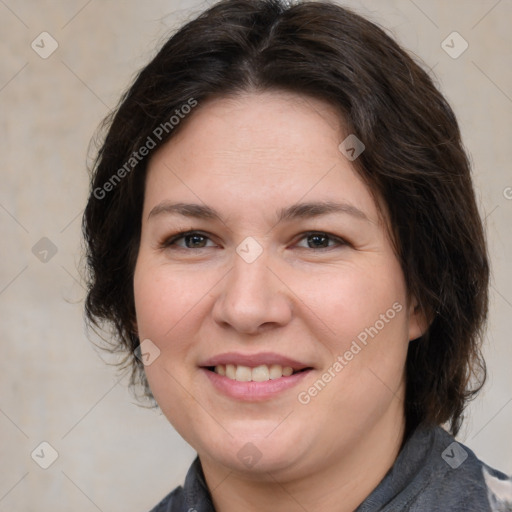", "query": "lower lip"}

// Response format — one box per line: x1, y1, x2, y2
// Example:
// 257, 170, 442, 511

201, 368, 312, 401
